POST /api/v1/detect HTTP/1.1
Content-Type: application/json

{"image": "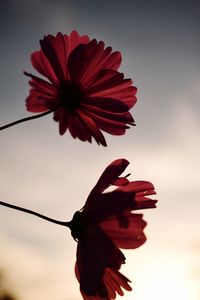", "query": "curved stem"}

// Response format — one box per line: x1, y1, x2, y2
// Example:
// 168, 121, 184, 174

0, 107, 59, 131
0, 200, 71, 228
